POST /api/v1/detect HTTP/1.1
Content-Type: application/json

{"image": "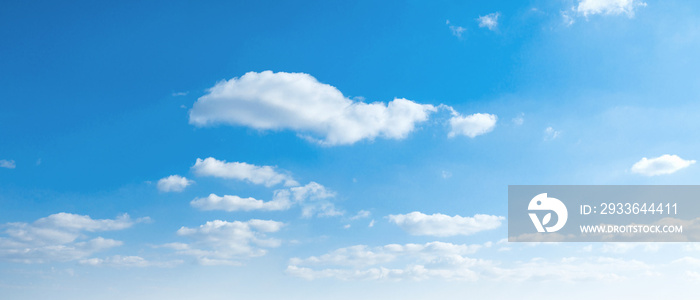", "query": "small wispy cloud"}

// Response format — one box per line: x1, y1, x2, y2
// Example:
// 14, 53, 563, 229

631, 154, 696, 176
446, 20, 467, 38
